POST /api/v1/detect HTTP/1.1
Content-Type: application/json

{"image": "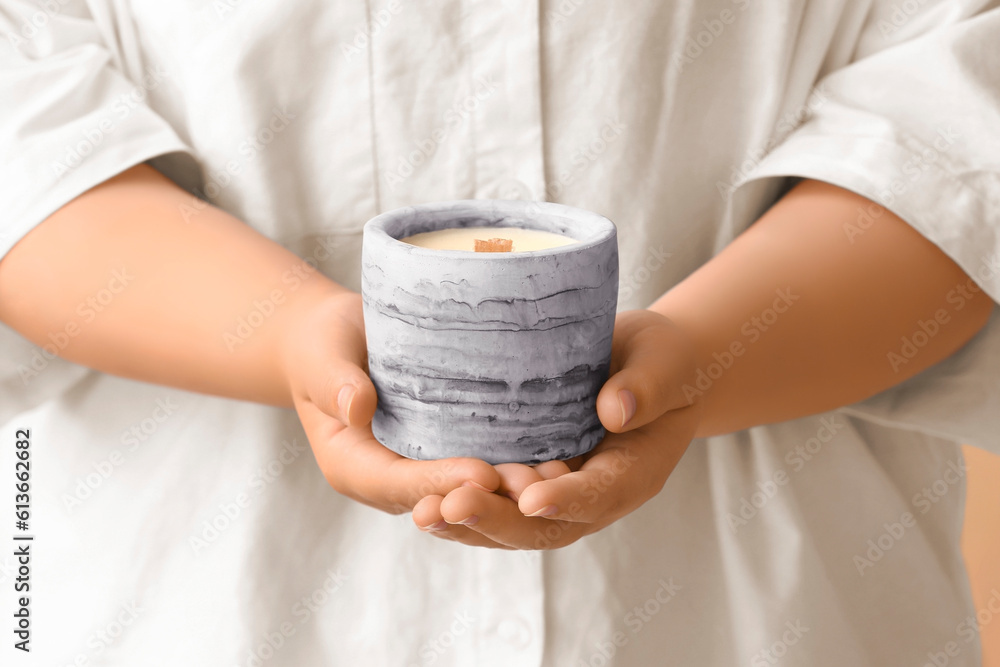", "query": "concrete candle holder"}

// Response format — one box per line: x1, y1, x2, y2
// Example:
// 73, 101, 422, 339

361, 200, 619, 464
